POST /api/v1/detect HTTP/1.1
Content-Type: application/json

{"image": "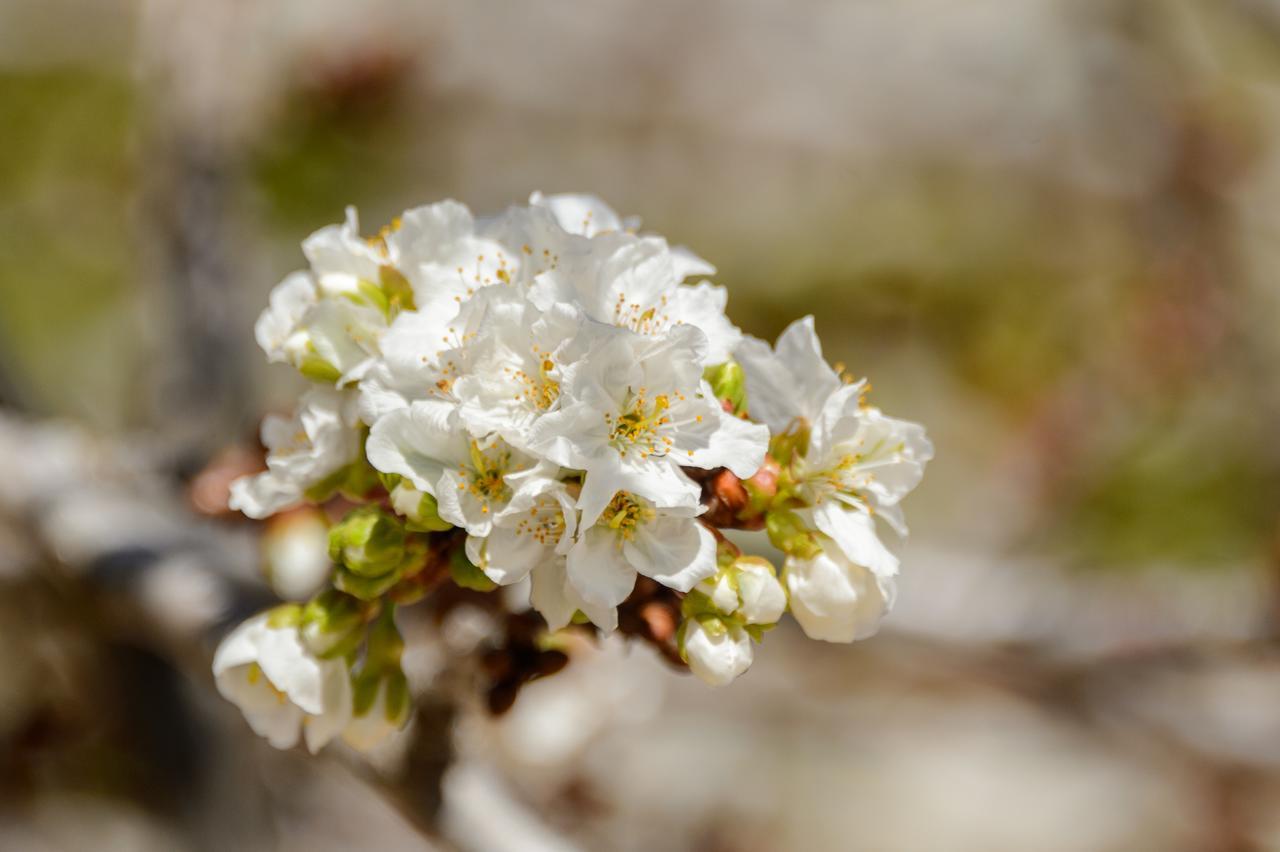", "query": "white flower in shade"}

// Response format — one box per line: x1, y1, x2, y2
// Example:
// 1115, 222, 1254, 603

212, 611, 352, 752
229, 388, 361, 519
784, 538, 896, 643
736, 313, 931, 636
365, 402, 543, 537
530, 191, 638, 238
565, 492, 717, 616
530, 323, 768, 526
682, 618, 753, 687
